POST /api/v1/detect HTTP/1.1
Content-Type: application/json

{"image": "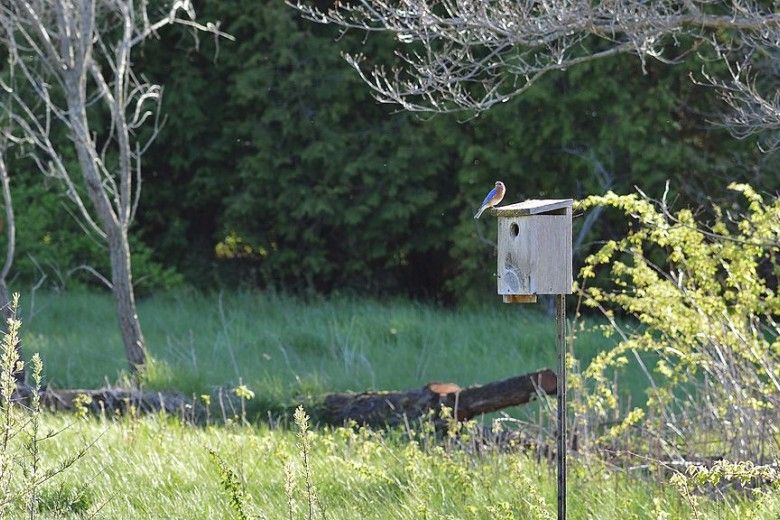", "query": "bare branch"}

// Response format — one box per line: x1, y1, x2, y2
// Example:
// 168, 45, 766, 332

67, 264, 113, 290
701, 58, 780, 152
290, 0, 780, 148
0, 150, 14, 282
